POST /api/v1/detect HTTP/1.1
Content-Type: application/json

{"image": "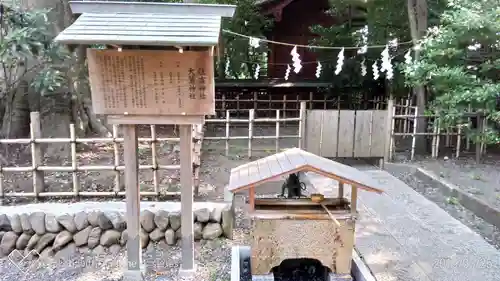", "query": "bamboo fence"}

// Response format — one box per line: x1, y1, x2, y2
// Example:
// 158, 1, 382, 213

0, 99, 488, 201
0, 112, 204, 200
211, 90, 399, 119
389, 103, 487, 161
204, 102, 307, 158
